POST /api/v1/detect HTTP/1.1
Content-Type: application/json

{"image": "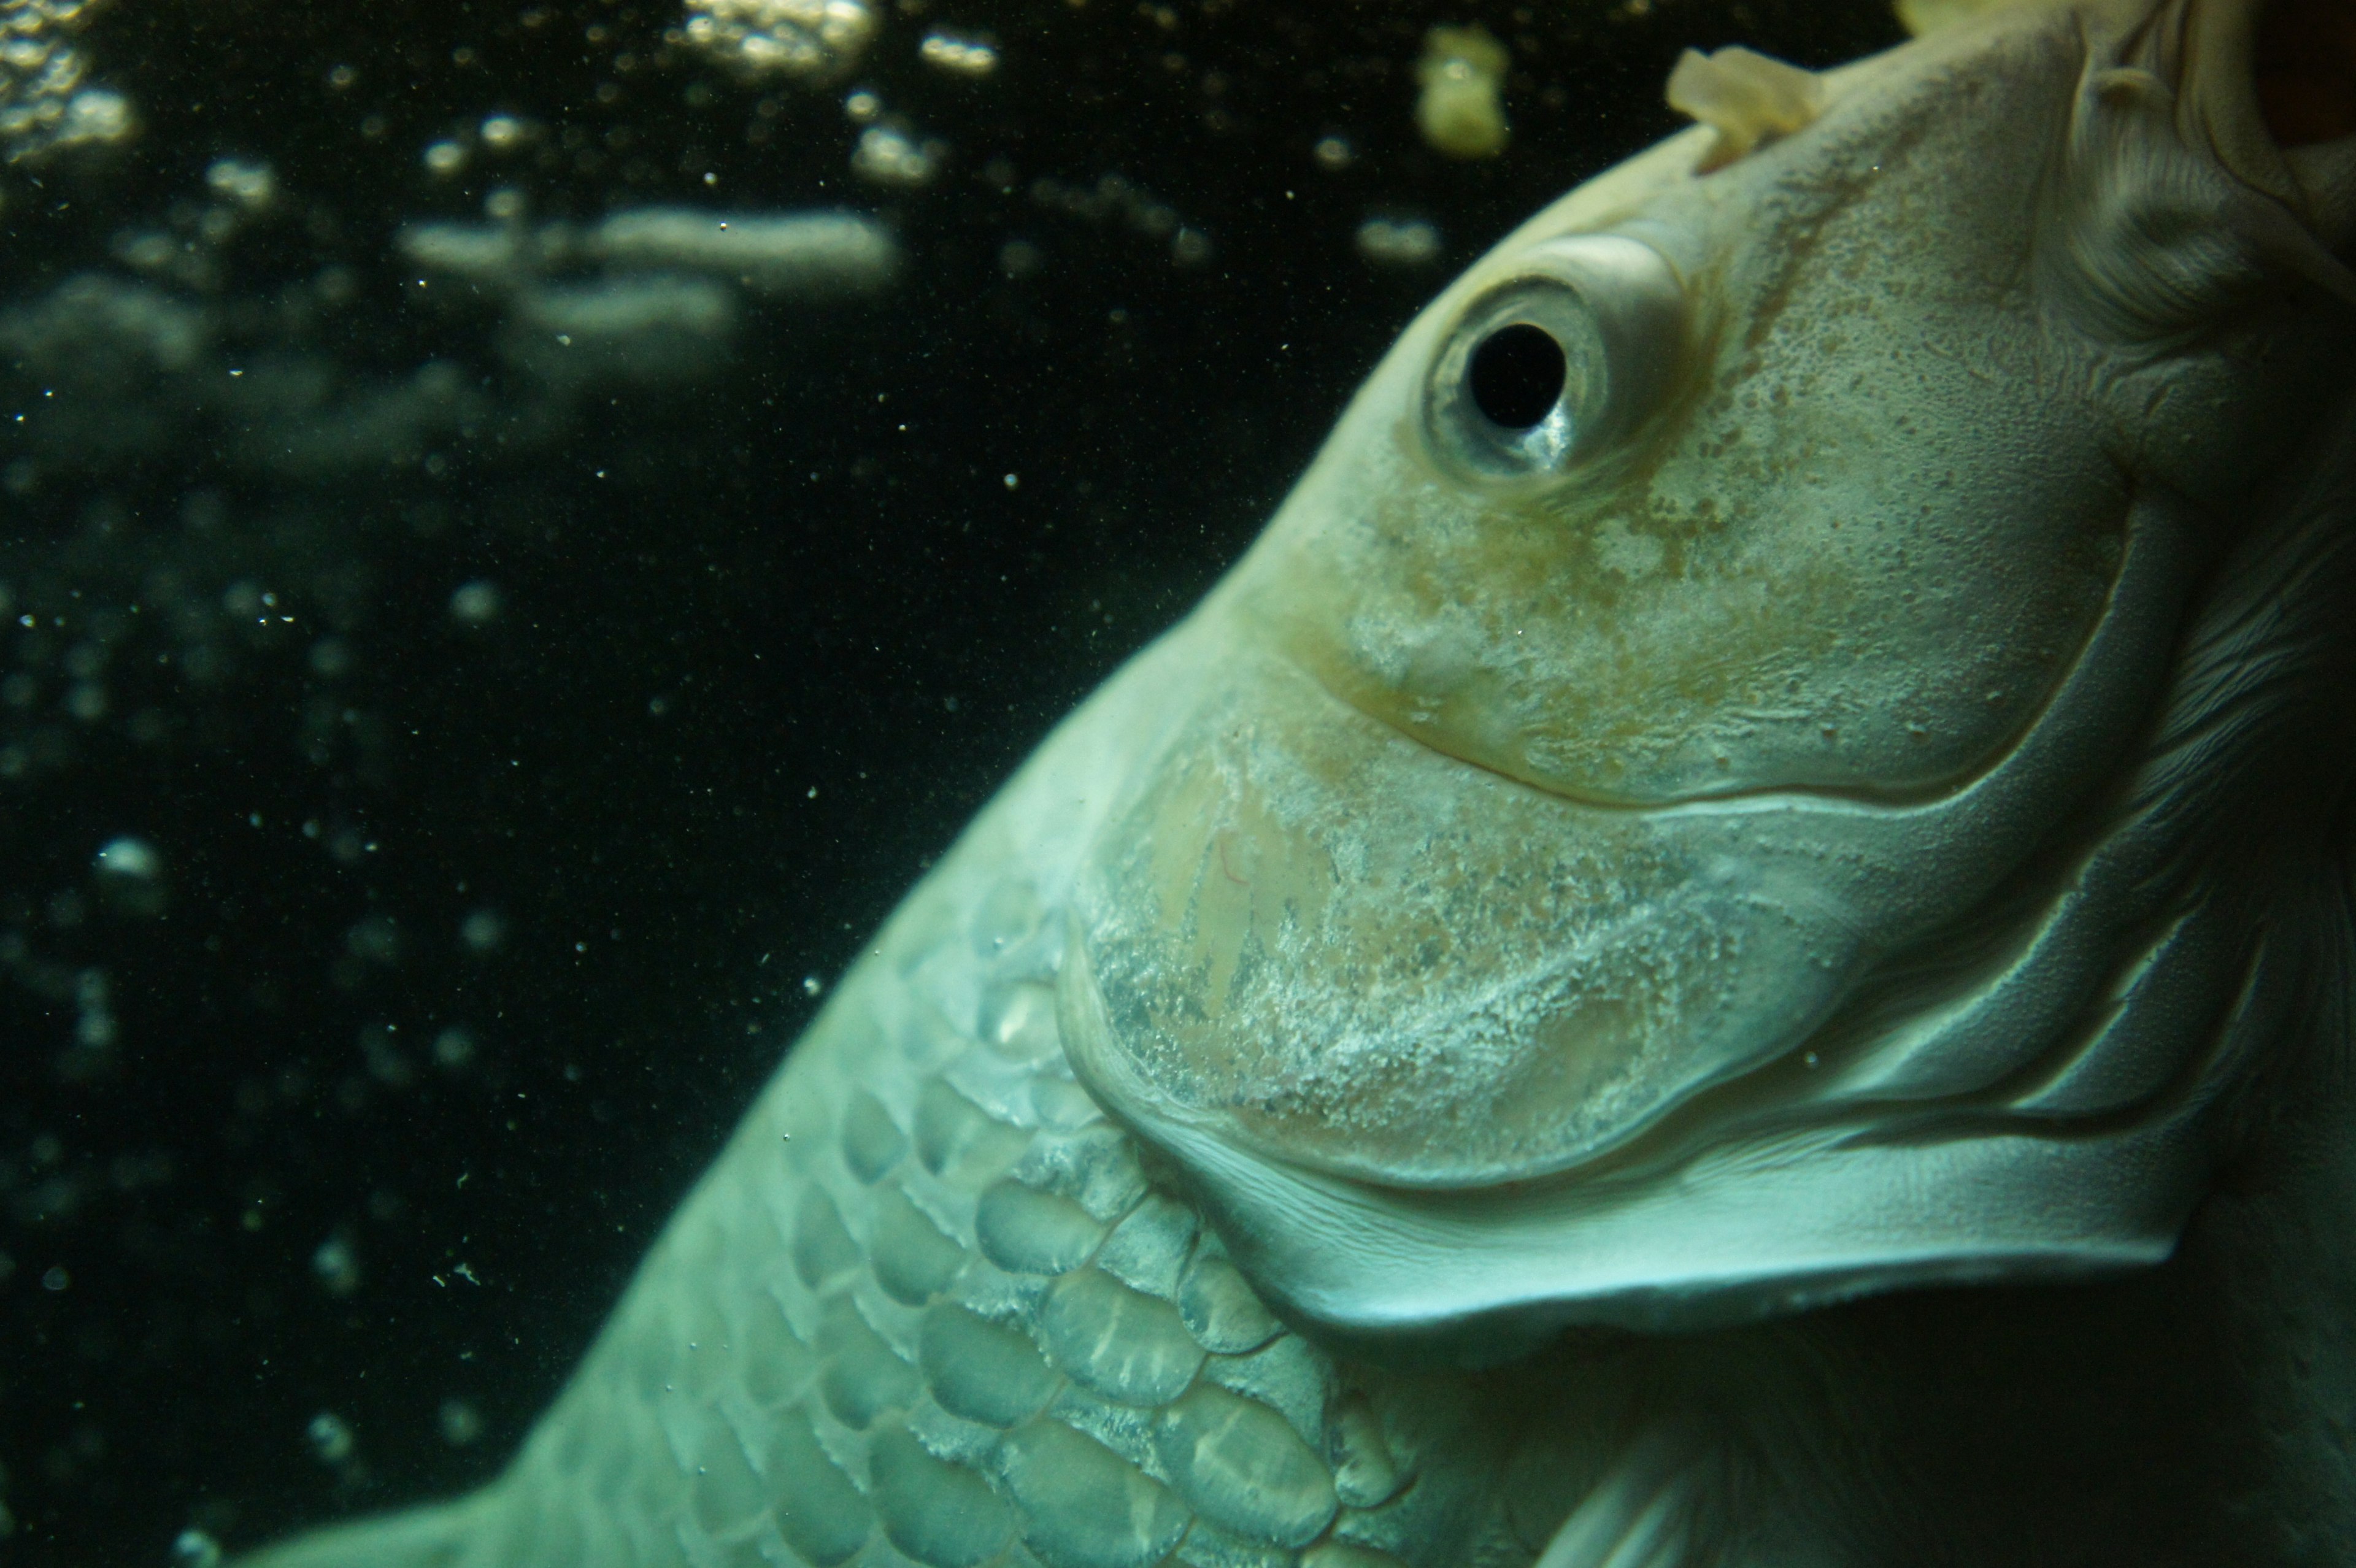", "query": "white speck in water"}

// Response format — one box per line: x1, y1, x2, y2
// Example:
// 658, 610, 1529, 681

307, 1412, 356, 1465
460, 910, 506, 953
171, 1529, 223, 1568
438, 1398, 485, 1447
94, 836, 160, 879
312, 1234, 361, 1296
448, 580, 502, 625
803, 974, 824, 996
423, 139, 468, 175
